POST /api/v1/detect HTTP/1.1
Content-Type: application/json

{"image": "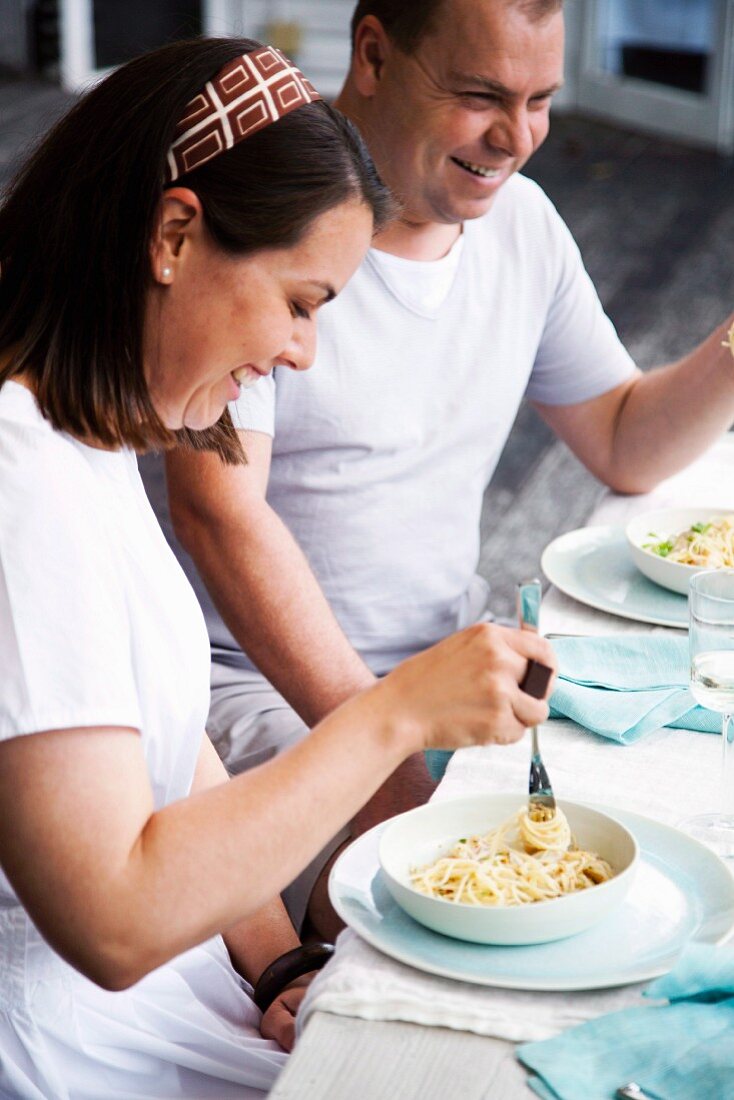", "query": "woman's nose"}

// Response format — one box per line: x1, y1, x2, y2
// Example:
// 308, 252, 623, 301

284, 325, 317, 373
